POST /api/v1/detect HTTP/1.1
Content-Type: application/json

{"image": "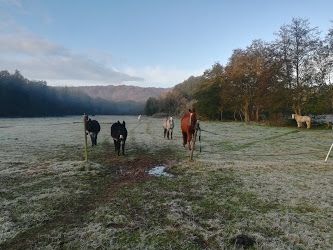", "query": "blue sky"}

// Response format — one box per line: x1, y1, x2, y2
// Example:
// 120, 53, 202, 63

0, 0, 332, 87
